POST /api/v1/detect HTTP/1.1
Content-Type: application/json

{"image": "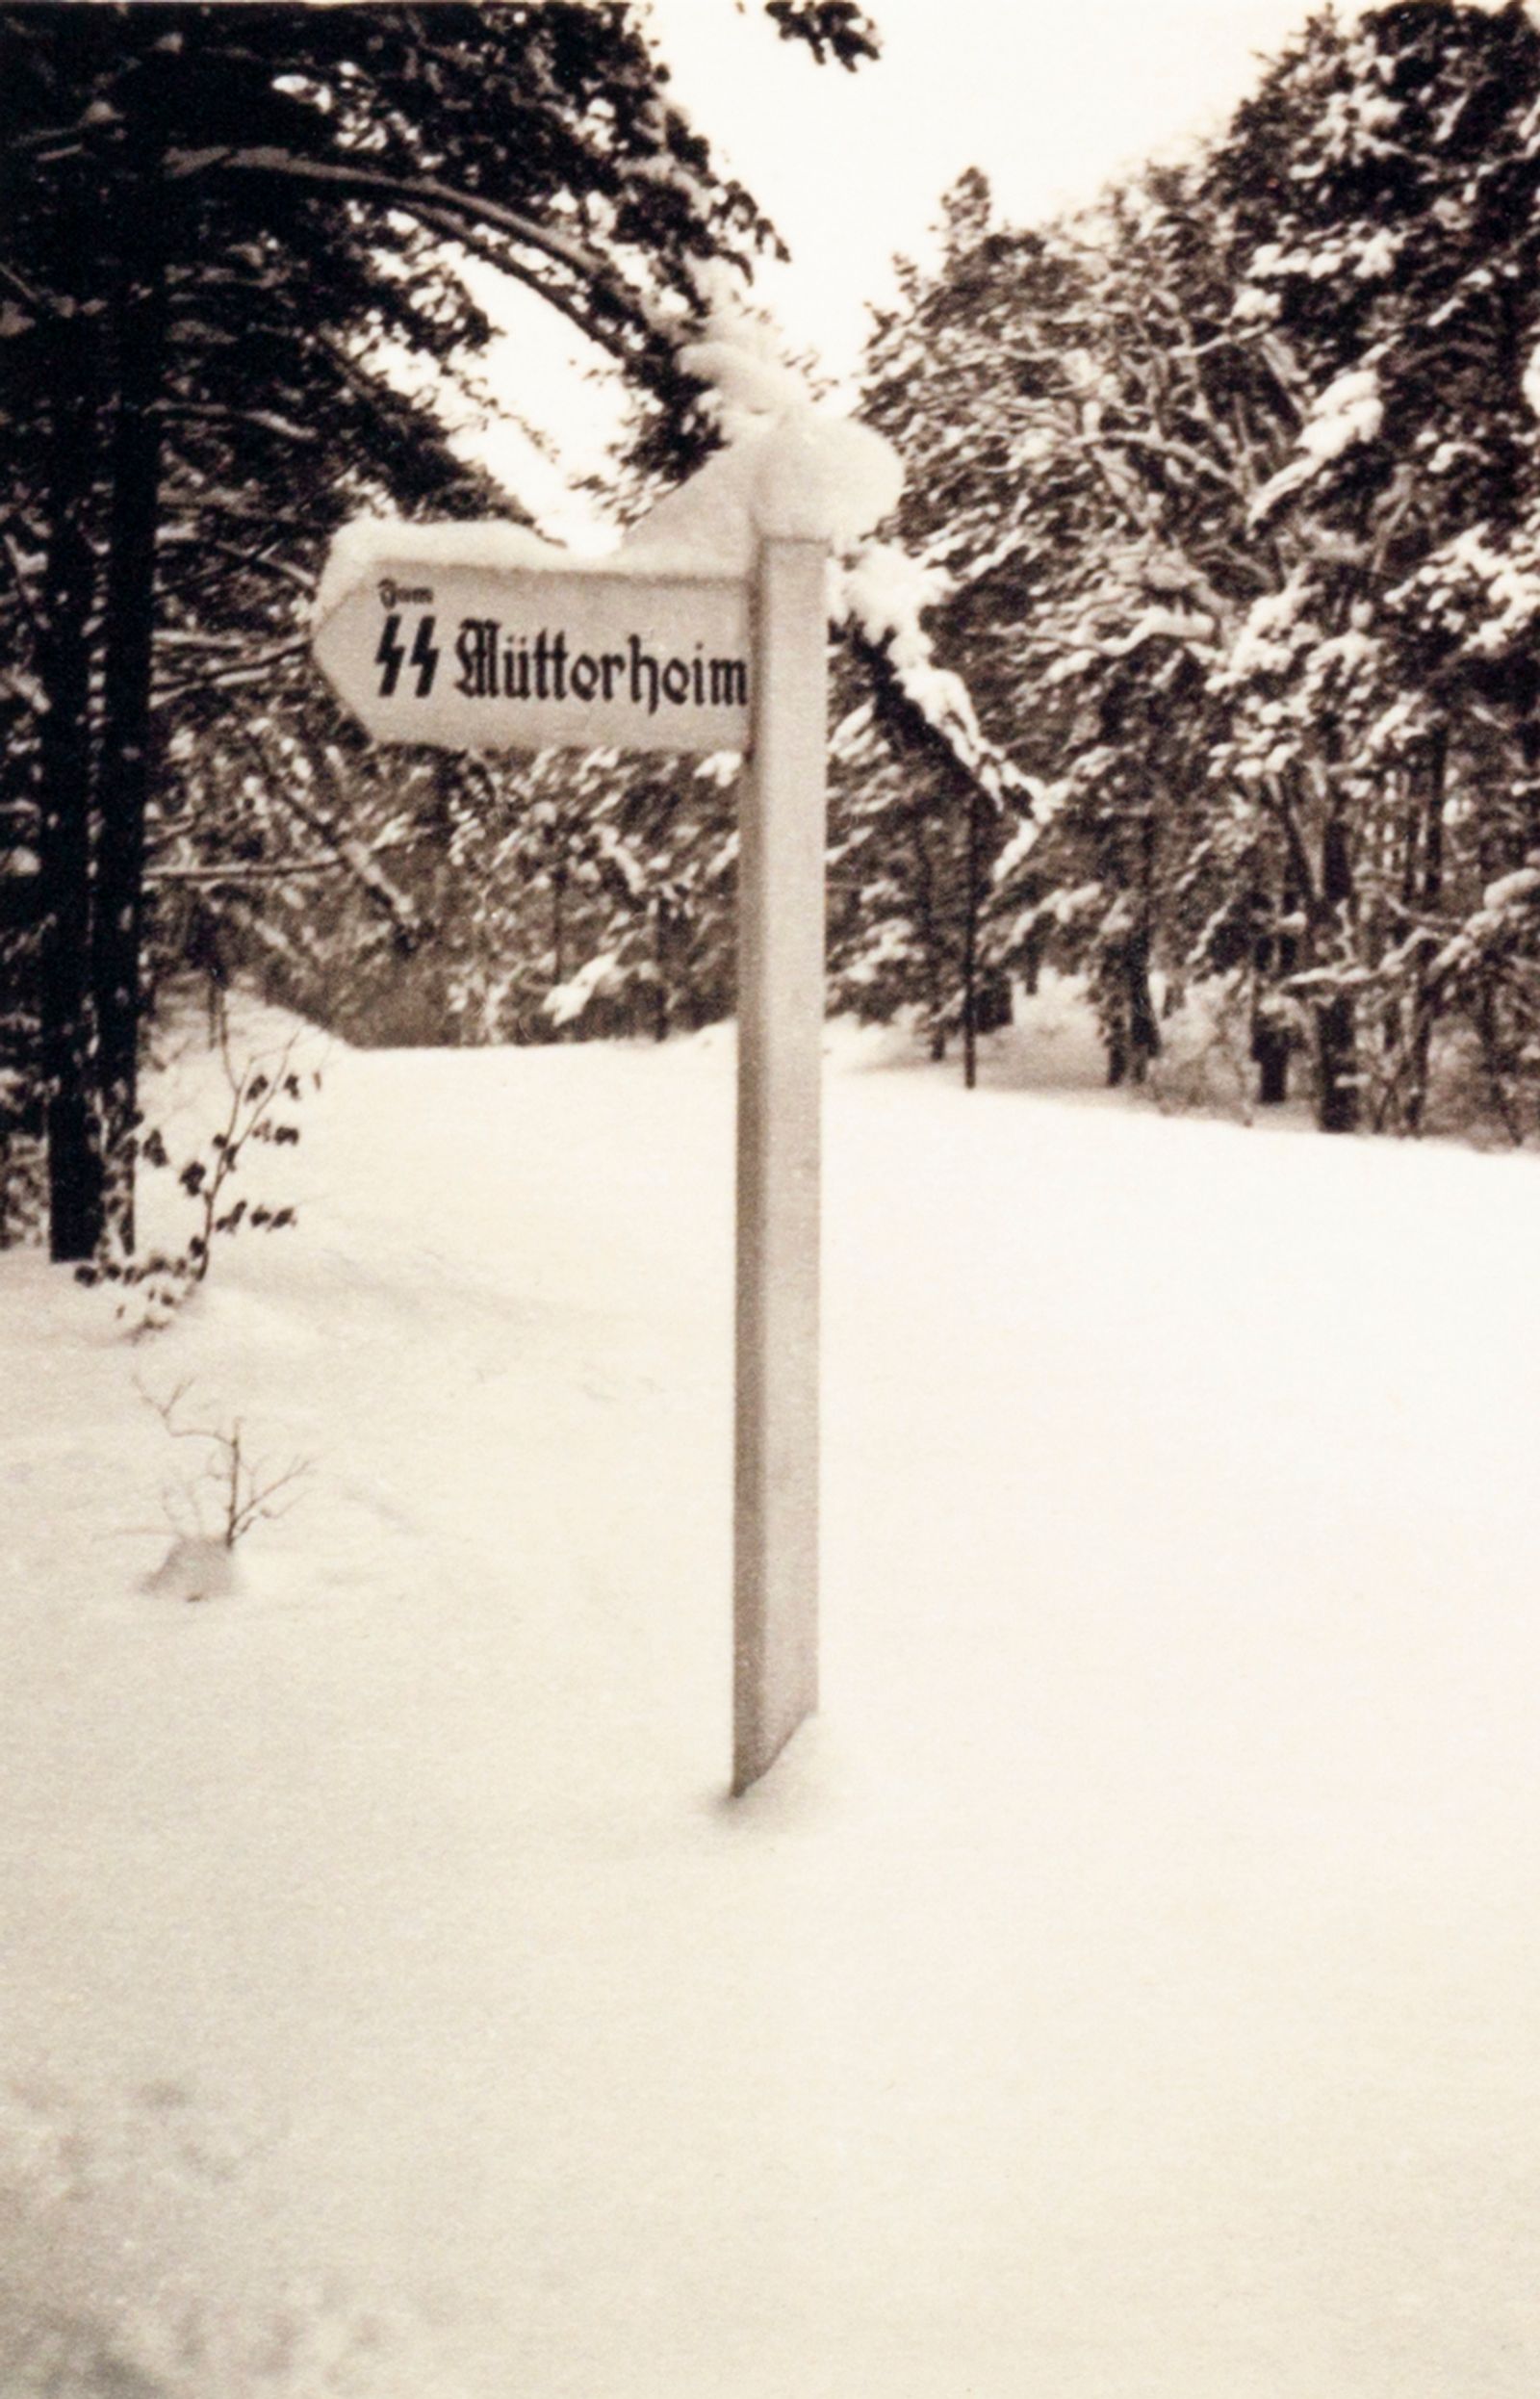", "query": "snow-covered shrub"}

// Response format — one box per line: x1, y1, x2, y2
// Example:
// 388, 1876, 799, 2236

1145, 977, 1264, 1123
